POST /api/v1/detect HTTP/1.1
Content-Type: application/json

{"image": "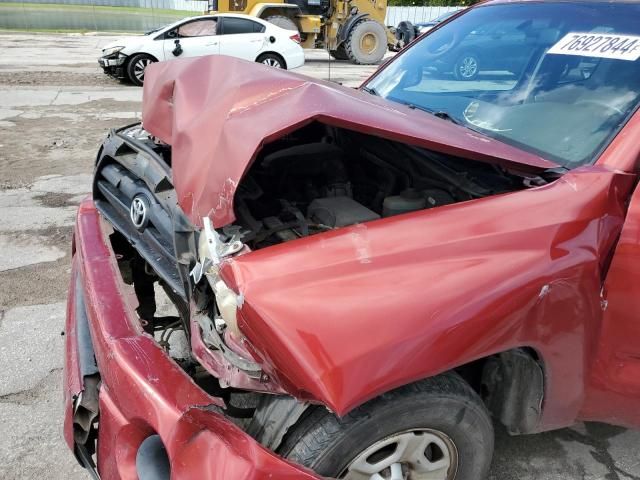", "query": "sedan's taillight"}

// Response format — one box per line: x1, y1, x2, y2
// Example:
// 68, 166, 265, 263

290, 33, 301, 44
